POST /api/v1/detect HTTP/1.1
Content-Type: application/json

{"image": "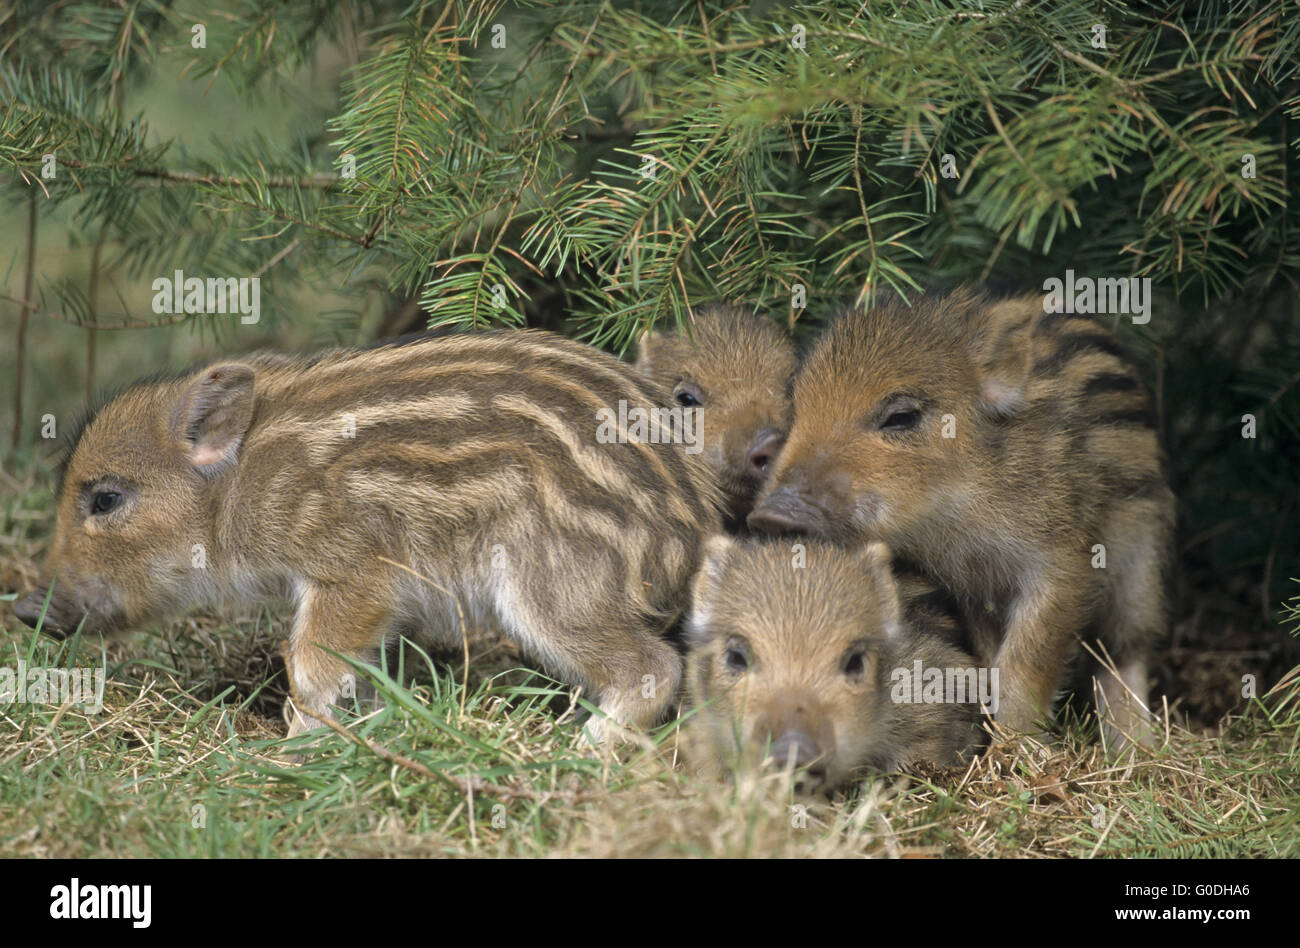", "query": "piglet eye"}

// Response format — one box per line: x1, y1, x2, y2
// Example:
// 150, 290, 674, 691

880, 409, 920, 432
674, 382, 704, 408
723, 638, 750, 673
91, 491, 122, 515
